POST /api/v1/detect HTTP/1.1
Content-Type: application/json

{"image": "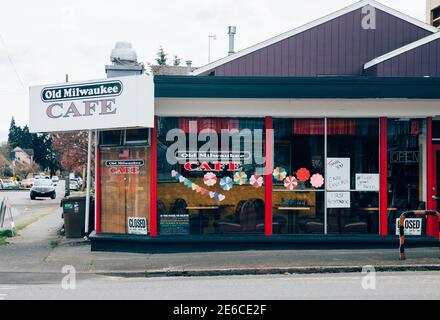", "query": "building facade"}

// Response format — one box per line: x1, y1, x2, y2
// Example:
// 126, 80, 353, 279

427, 0, 440, 27
91, 0, 440, 251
